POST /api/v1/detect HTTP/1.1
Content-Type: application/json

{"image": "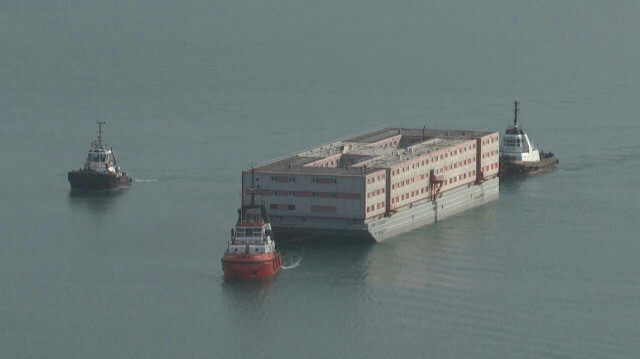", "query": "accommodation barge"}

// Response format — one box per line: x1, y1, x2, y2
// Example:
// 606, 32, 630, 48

243, 128, 500, 242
